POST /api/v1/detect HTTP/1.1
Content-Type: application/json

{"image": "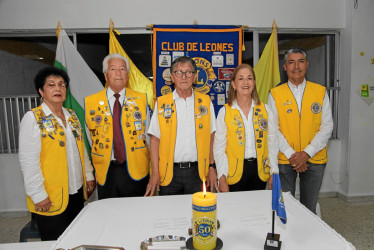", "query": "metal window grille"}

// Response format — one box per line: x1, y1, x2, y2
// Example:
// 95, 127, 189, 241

0, 95, 40, 154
